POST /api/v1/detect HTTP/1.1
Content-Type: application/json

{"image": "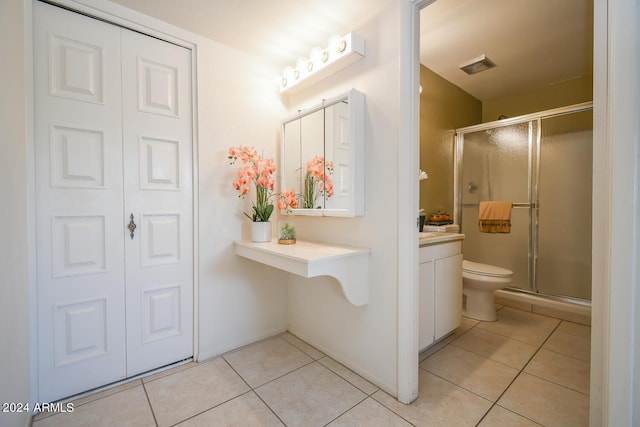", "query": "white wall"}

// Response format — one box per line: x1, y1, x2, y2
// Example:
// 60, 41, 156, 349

284, 0, 403, 395
195, 39, 290, 360
0, 2, 32, 426
591, 0, 640, 424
